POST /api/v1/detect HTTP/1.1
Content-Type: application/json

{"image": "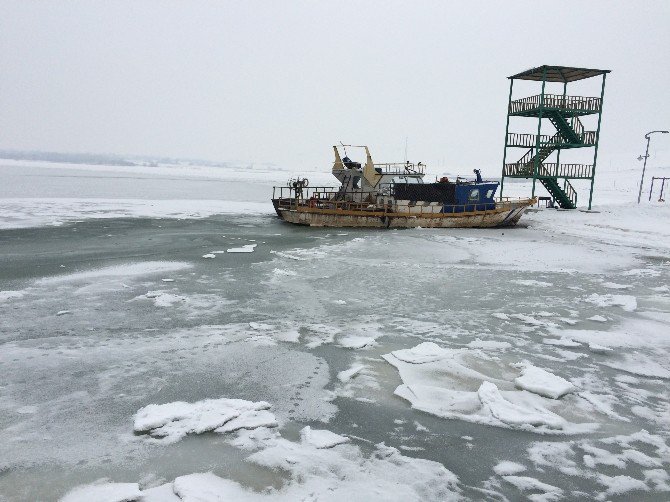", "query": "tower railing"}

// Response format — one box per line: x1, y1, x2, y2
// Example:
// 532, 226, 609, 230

506, 131, 596, 148
563, 179, 577, 206
504, 162, 594, 179
509, 94, 602, 114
